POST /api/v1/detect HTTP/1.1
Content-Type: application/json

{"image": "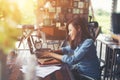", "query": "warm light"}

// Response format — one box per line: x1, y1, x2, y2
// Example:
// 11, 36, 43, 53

15, 0, 25, 9
44, 1, 51, 9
